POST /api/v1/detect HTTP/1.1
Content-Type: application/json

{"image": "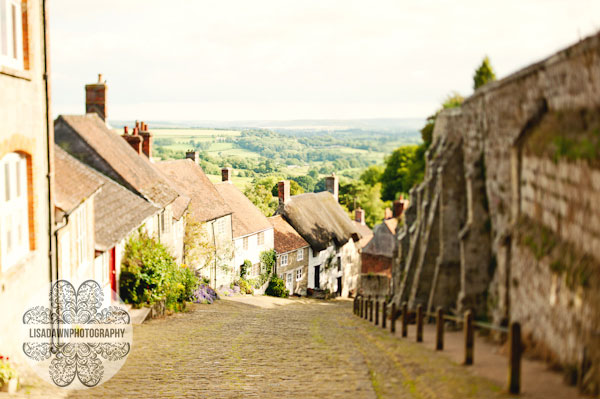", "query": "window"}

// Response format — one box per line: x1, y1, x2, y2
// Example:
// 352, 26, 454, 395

160, 210, 171, 234
280, 253, 288, 267
243, 236, 248, 251
296, 249, 303, 261
215, 218, 226, 235
0, 152, 29, 270
0, 0, 23, 69
296, 268, 302, 281
257, 231, 264, 246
